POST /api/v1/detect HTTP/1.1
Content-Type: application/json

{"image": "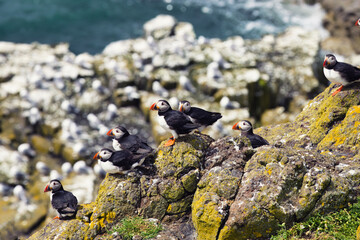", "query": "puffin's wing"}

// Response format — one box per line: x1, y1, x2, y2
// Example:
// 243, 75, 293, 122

124, 135, 153, 154
119, 136, 139, 152
52, 191, 78, 212
335, 62, 360, 82
249, 134, 269, 148
165, 110, 200, 130
110, 151, 132, 166
190, 107, 222, 123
